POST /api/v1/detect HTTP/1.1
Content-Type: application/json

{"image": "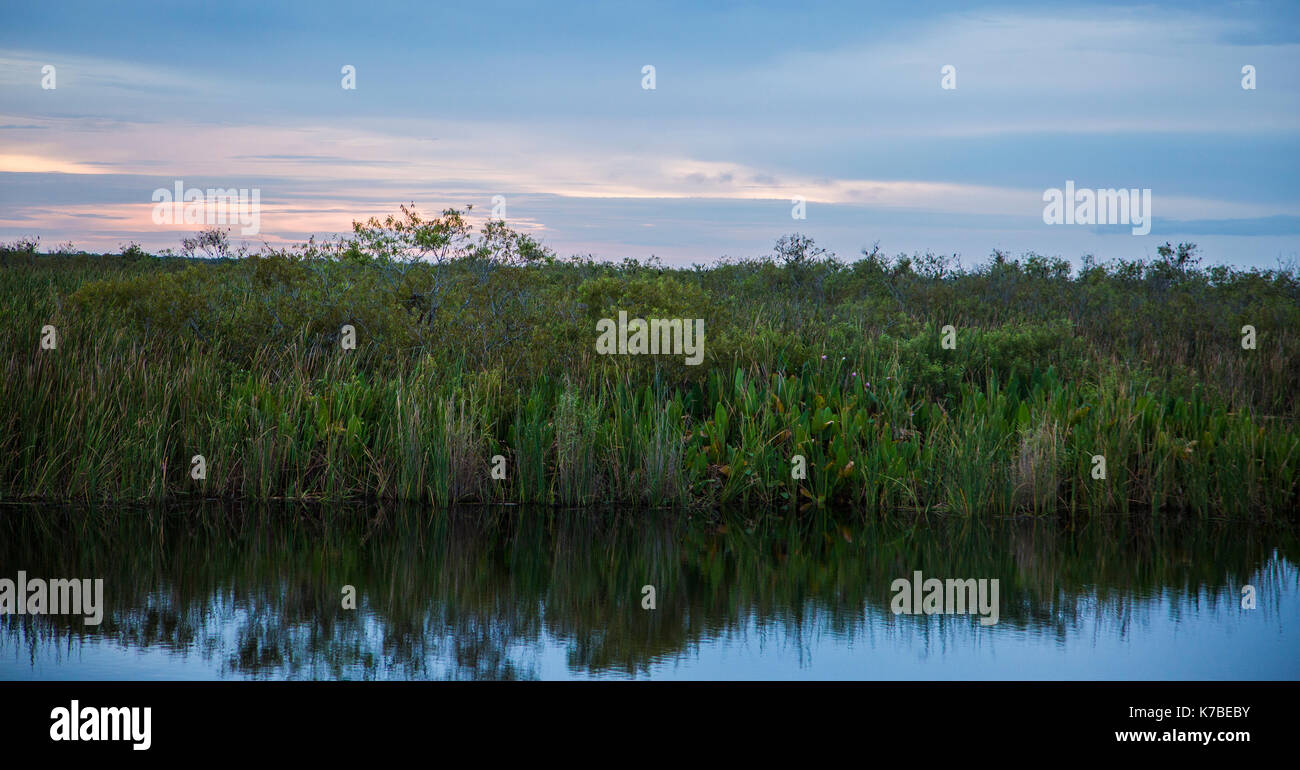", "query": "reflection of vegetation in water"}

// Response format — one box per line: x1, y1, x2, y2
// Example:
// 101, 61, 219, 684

2, 503, 1295, 679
